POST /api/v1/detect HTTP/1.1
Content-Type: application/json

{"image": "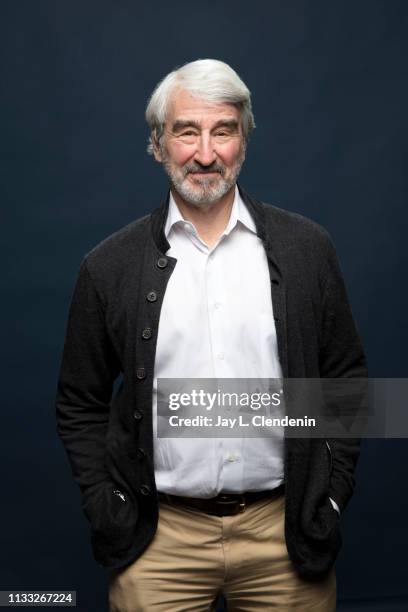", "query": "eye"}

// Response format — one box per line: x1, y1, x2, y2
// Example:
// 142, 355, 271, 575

214, 130, 233, 139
